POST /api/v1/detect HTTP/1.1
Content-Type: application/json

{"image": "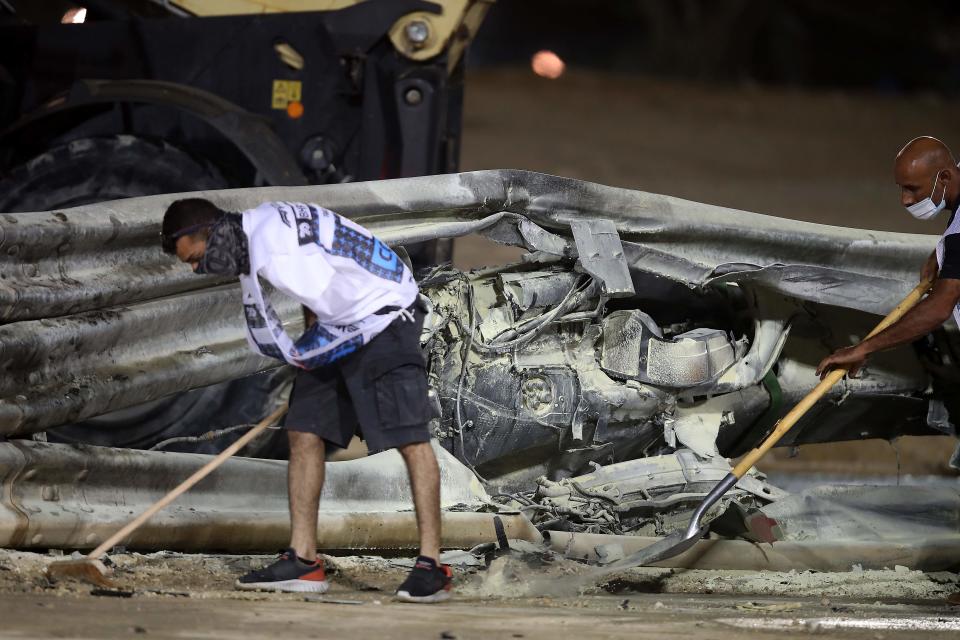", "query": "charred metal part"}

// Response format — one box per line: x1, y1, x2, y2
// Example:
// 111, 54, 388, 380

500, 450, 786, 537
568, 219, 634, 297
600, 310, 741, 388
0, 440, 502, 551
422, 266, 669, 482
